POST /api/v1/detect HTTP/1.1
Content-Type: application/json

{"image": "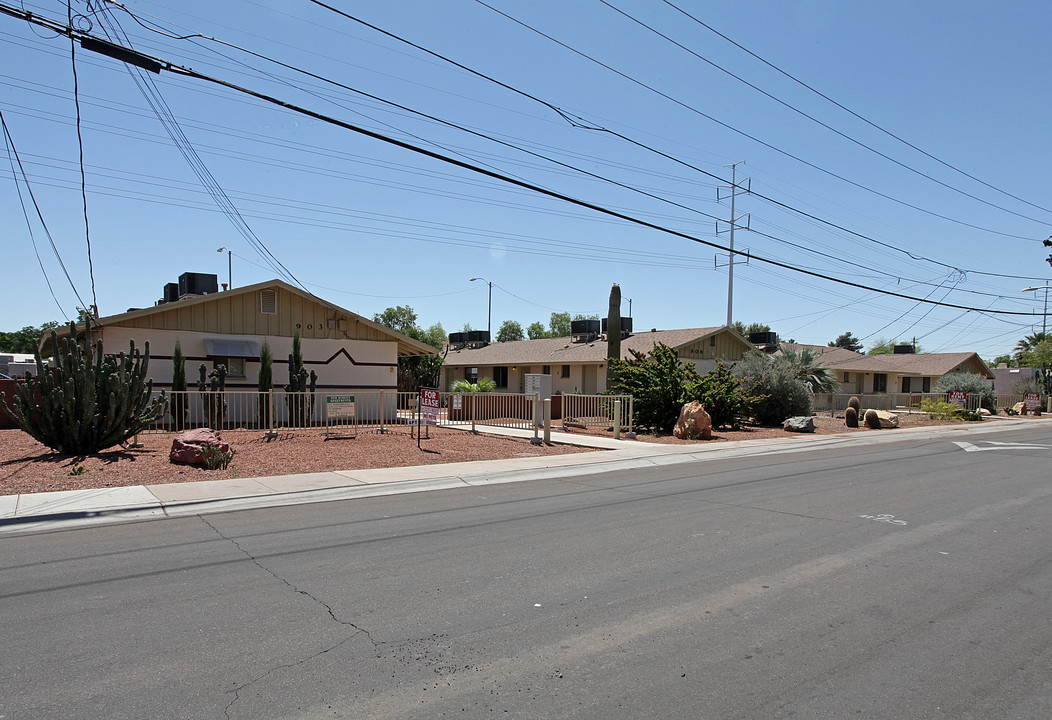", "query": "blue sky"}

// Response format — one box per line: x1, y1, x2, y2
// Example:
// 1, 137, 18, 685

2, 0, 1050, 358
